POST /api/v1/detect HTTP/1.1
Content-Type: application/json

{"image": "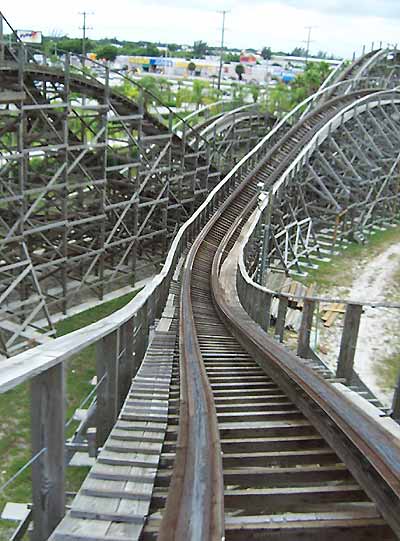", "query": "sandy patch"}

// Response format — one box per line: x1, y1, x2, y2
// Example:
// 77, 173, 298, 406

317, 243, 400, 408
